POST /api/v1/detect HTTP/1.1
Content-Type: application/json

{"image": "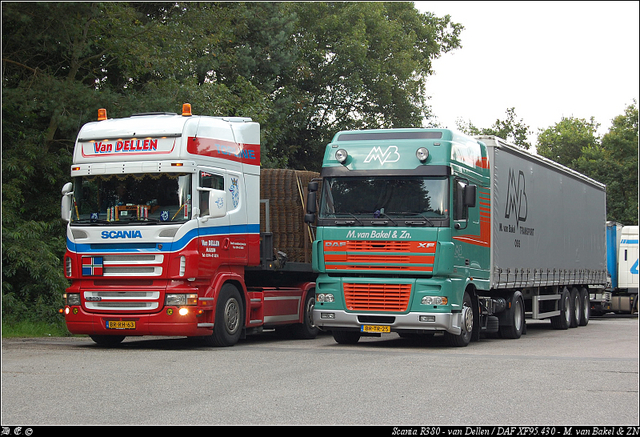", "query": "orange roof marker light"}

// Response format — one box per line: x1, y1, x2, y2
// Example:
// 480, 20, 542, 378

182, 103, 192, 116
97, 108, 107, 121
